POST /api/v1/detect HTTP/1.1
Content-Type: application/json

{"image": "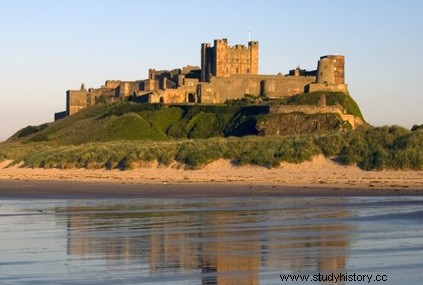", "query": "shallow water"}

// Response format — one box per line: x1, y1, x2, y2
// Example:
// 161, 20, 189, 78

0, 196, 422, 284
